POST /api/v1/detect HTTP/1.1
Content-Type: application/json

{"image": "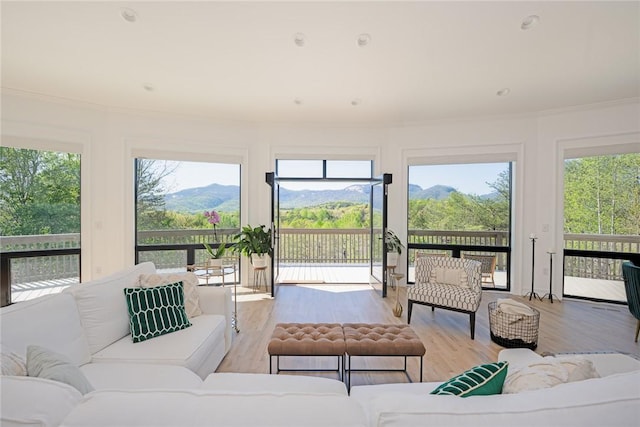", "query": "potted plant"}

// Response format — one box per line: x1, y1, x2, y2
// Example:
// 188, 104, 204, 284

385, 229, 405, 268
232, 224, 272, 267
203, 242, 227, 268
